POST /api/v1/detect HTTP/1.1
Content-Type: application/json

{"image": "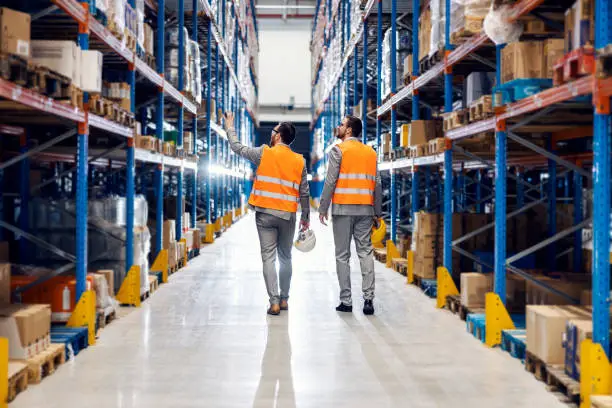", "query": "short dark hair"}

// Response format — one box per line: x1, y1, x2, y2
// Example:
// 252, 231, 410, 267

277, 122, 296, 145
345, 115, 362, 138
